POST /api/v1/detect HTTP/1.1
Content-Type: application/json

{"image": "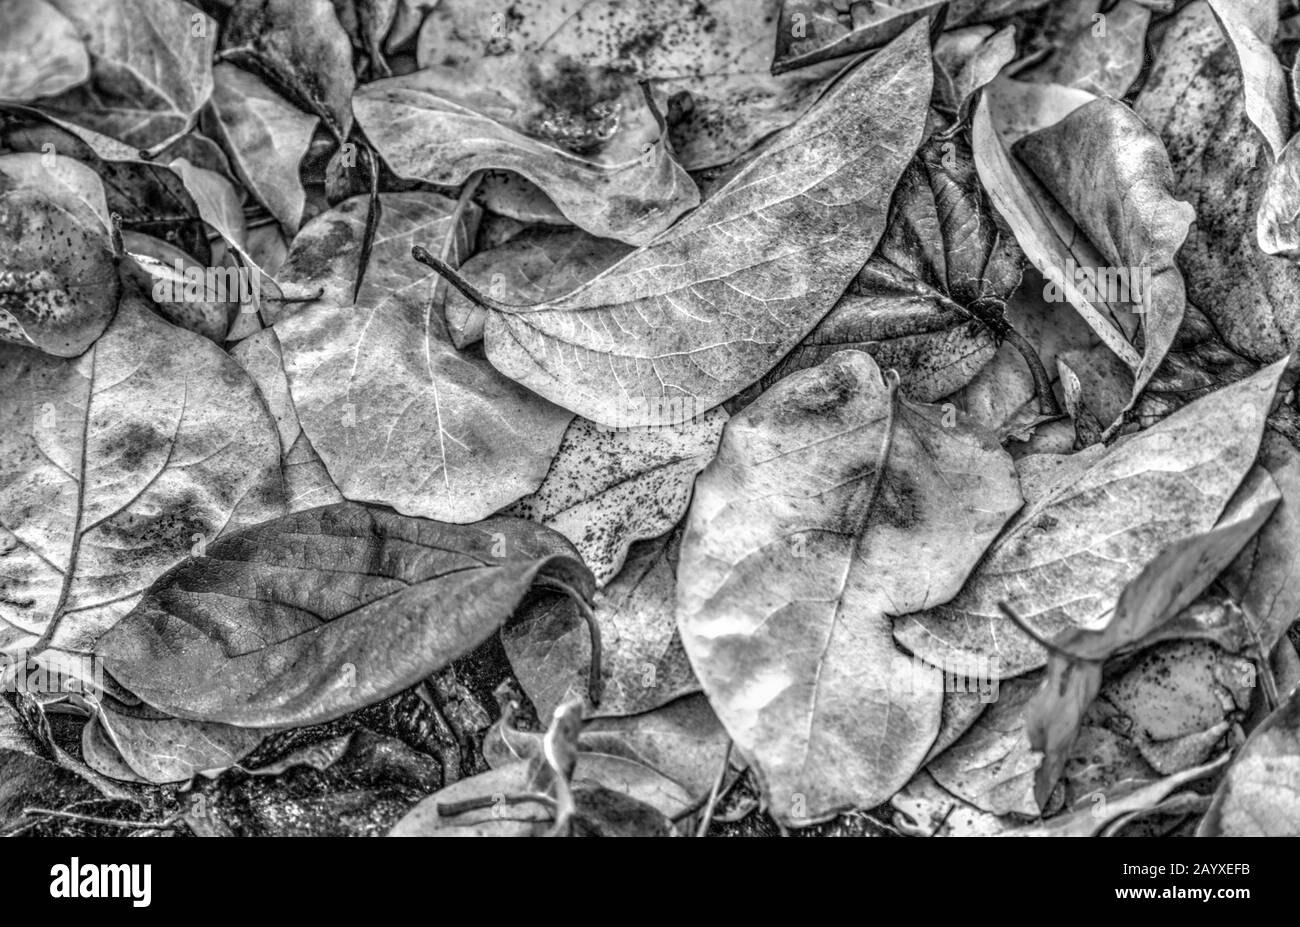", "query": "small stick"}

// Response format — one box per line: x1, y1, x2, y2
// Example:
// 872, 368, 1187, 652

23, 808, 174, 830
412, 246, 520, 314
436, 792, 556, 818
696, 739, 734, 837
